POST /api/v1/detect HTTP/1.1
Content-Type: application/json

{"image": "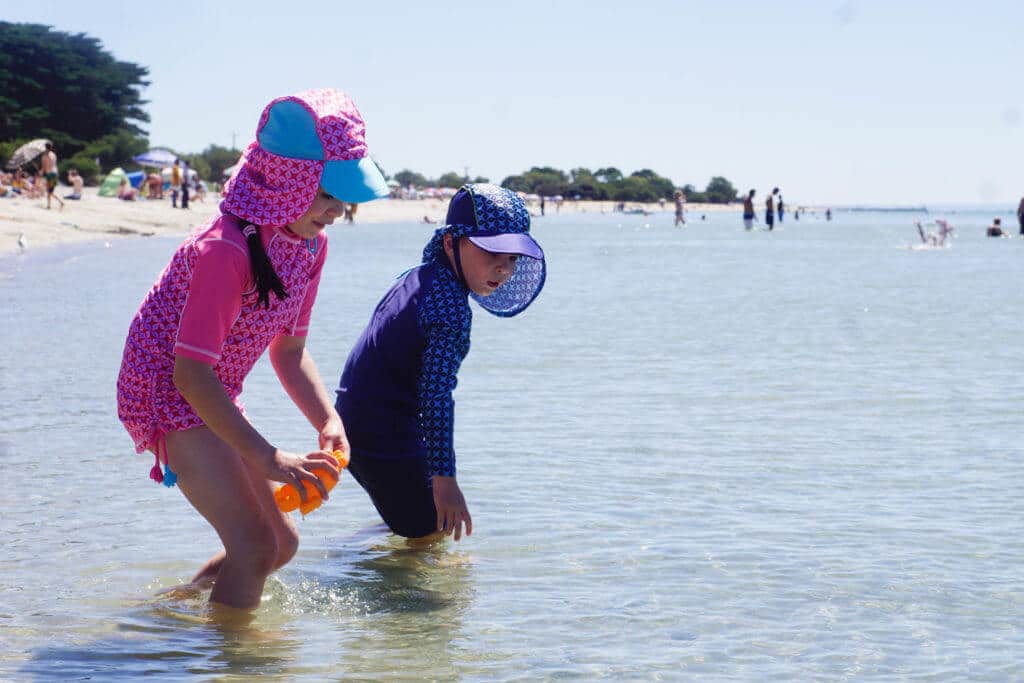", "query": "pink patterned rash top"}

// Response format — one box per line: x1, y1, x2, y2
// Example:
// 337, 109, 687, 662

116, 214, 328, 484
